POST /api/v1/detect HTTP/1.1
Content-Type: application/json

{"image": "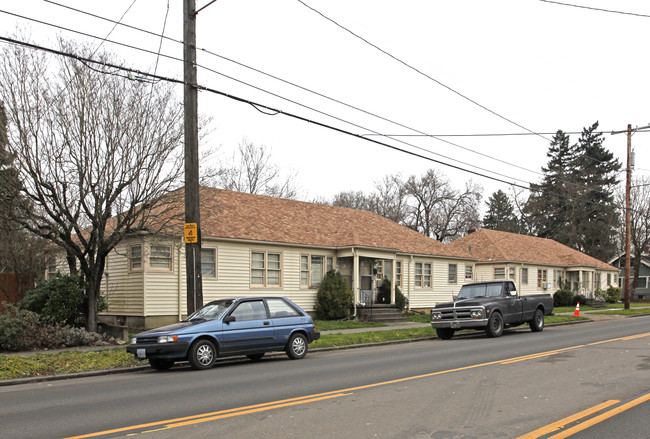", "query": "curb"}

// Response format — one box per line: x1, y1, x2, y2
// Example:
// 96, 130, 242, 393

0, 319, 600, 387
